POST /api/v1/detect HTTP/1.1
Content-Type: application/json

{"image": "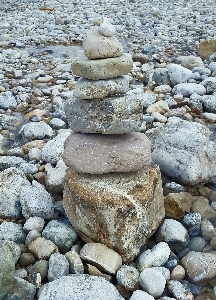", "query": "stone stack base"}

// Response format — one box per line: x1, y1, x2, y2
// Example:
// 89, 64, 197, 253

63, 166, 165, 262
